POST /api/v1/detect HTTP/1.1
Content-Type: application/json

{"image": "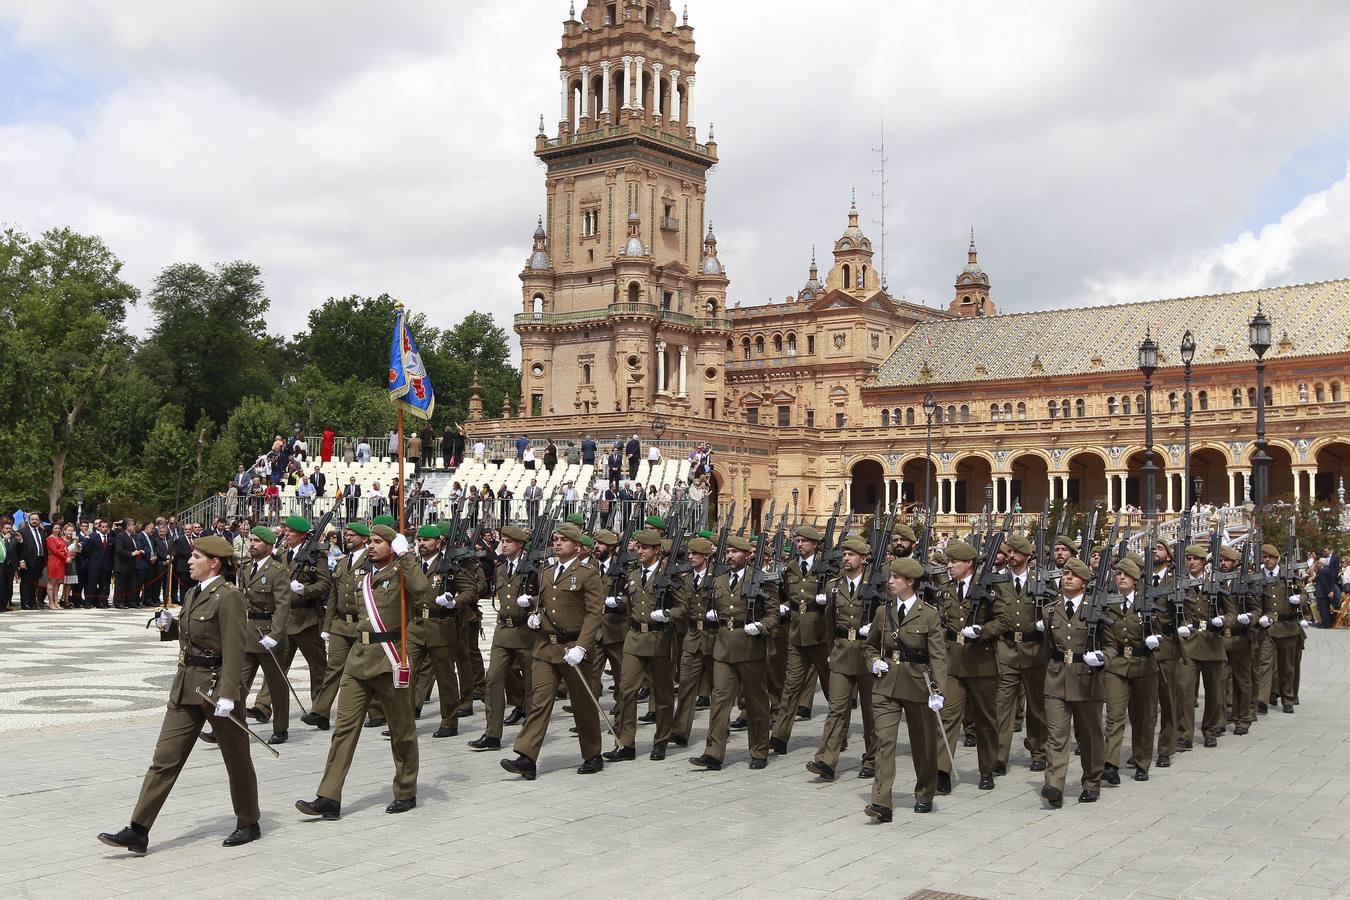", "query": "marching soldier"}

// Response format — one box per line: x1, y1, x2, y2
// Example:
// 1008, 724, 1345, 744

992, 533, 1049, 774
590, 529, 628, 706
501, 523, 606, 779
468, 525, 533, 751
408, 524, 464, 738
1103, 558, 1159, 783
671, 536, 716, 747
99, 536, 260, 853
888, 522, 917, 562
807, 535, 876, 780
1041, 558, 1116, 808
604, 530, 688, 762
1146, 538, 1186, 766
689, 536, 779, 771
1262, 542, 1305, 712
305, 523, 373, 732
769, 525, 832, 753
1180, 544, 1233, 748
861, 557, 947, 820
296, 524, 423, 820
237, 526, 293, 745
455, 521, 489, 718
1218, 547, 1255, 735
